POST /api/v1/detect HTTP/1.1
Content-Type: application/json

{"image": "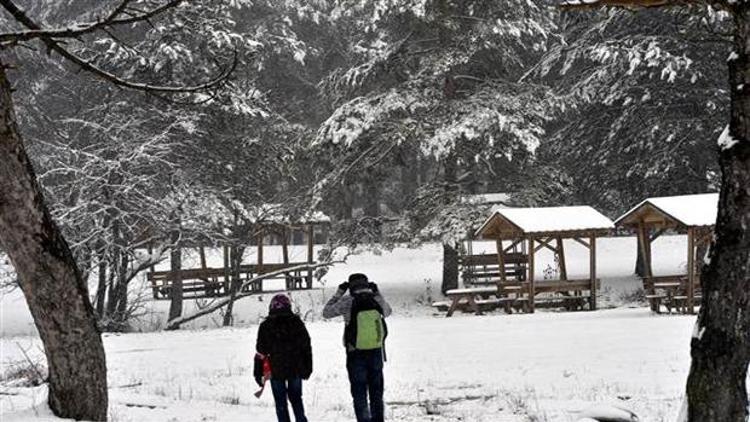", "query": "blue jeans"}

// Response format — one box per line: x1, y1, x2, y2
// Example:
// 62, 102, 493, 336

346, 349, 385, 422
270, 378, 307, 422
